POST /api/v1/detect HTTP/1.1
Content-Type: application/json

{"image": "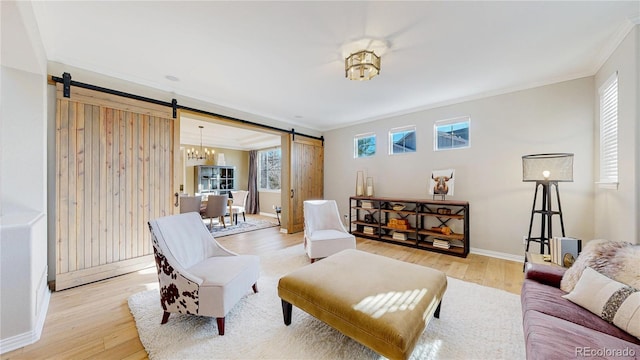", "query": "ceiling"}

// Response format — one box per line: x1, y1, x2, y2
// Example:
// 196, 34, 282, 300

31, 1, 639, 136
180, 116, 281, 151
